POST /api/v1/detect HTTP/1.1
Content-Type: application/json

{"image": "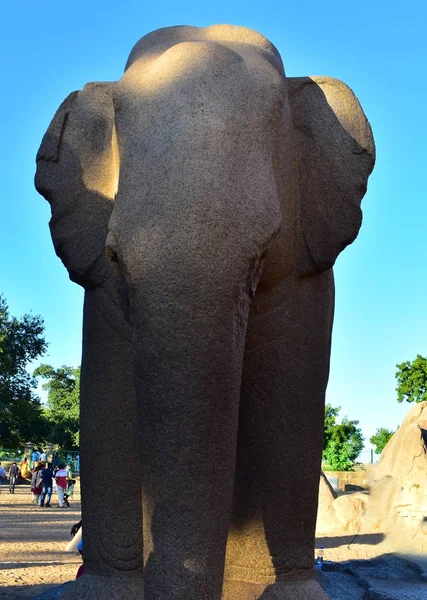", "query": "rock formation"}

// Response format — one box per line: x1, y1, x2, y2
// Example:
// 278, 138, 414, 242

317, 402, 427, 554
